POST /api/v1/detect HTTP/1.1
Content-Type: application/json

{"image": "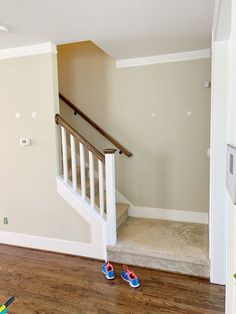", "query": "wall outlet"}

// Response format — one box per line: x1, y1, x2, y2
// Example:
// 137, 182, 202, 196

3, 217, 8, 224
